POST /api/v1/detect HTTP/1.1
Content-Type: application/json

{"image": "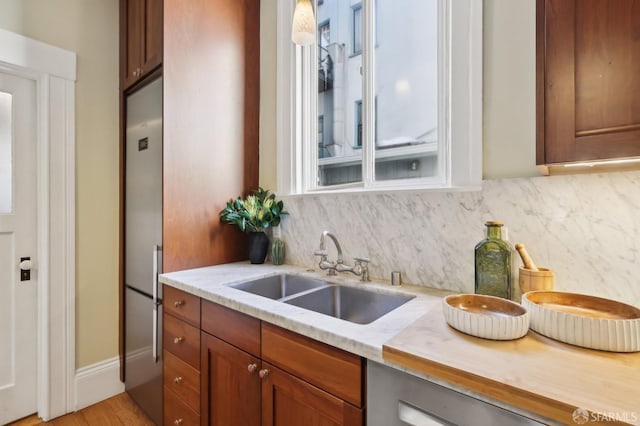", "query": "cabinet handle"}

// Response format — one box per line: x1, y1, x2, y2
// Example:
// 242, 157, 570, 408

173, 419, 183, 426
173, 300, 184, 308
247, 363, 258, 373
258, 368, 270, 379
173, 336, 184, 344
173, 376, 183, 384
